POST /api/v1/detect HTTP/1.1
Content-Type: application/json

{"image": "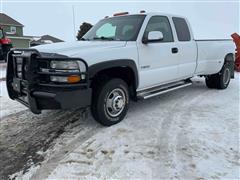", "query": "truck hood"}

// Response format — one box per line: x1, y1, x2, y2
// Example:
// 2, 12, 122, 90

33, 41, 127, 57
